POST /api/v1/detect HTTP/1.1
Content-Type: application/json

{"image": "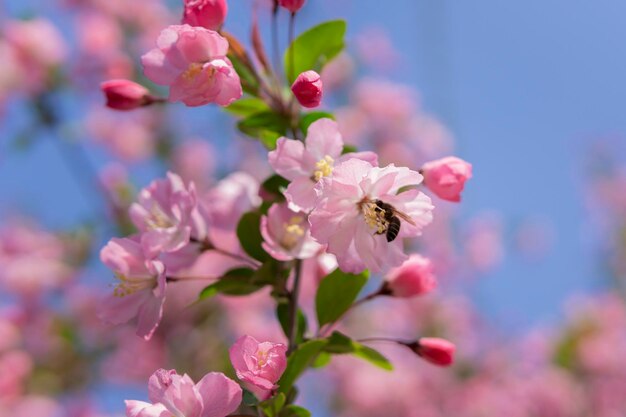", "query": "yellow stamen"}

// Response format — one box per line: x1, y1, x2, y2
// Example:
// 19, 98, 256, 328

362, 201, 388, 234
182, 62, 203, 81
312, 155, 334, 181
281, 216, 305, 250
112, 272, 154, 297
